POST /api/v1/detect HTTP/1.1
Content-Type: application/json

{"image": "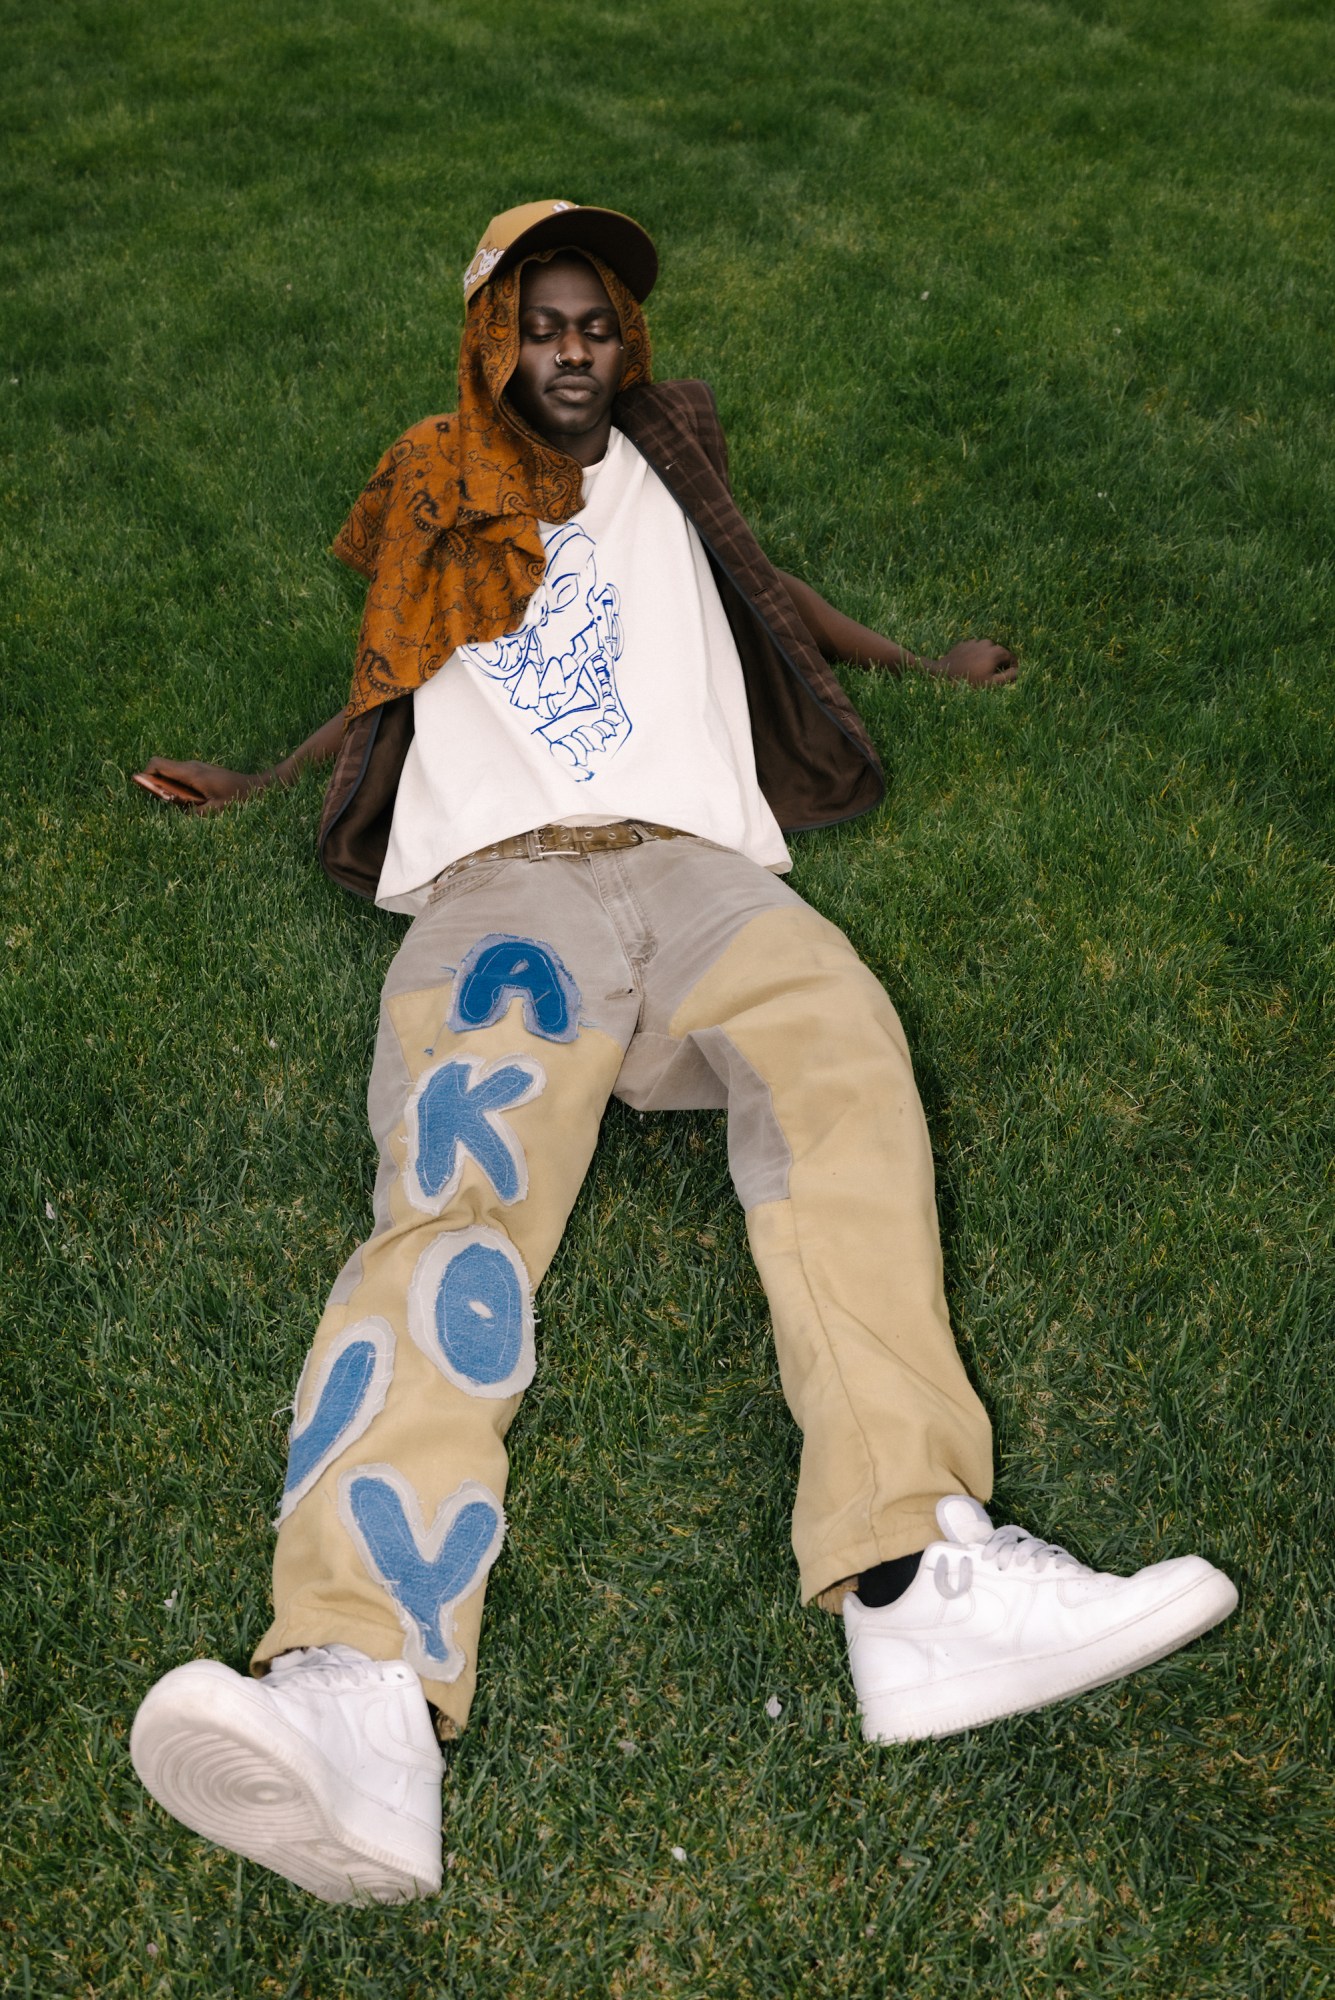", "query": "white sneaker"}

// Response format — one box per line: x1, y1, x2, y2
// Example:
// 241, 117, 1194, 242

130, 1645, 444, 1902
845, 1496, 1238, 1744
